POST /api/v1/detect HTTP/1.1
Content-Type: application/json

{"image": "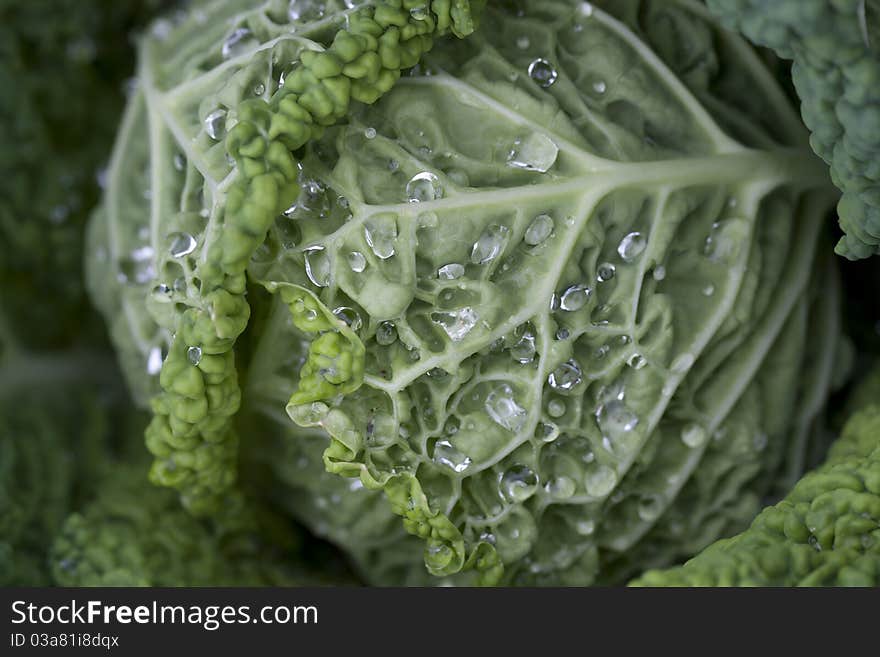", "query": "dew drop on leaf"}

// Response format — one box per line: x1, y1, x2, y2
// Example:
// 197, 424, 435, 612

524, 213, 554, 246
438, 263, 465, 280
617, 232, 646, 262
168, 232, 197, 258
204, 108, 227, 140
347, 251, 367, 273
506, 133, 559, 172
500, 465, 539, 503
304, 246, 330, 287
527, 58, 558, 87
485, 385, 528, 433
471, 225, 509, 264
406, 171, 443, 202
